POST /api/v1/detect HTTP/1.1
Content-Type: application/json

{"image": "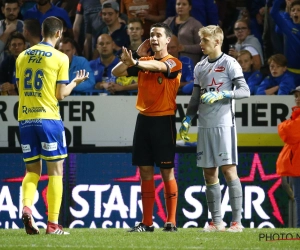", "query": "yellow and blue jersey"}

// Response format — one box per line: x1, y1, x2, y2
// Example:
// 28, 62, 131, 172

16, 42, 69, 121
